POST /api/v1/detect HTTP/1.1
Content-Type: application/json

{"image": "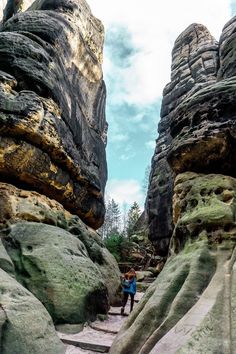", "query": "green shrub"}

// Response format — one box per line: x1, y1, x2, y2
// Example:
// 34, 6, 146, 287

104, 233, 129, 262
